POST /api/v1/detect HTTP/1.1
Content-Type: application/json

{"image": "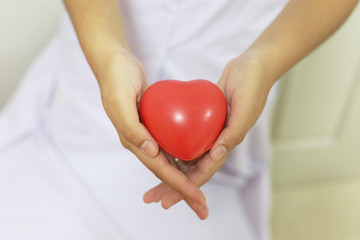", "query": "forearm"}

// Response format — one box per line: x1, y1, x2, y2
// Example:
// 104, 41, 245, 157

63, 0, 130, 80
246, 0, 359, 84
